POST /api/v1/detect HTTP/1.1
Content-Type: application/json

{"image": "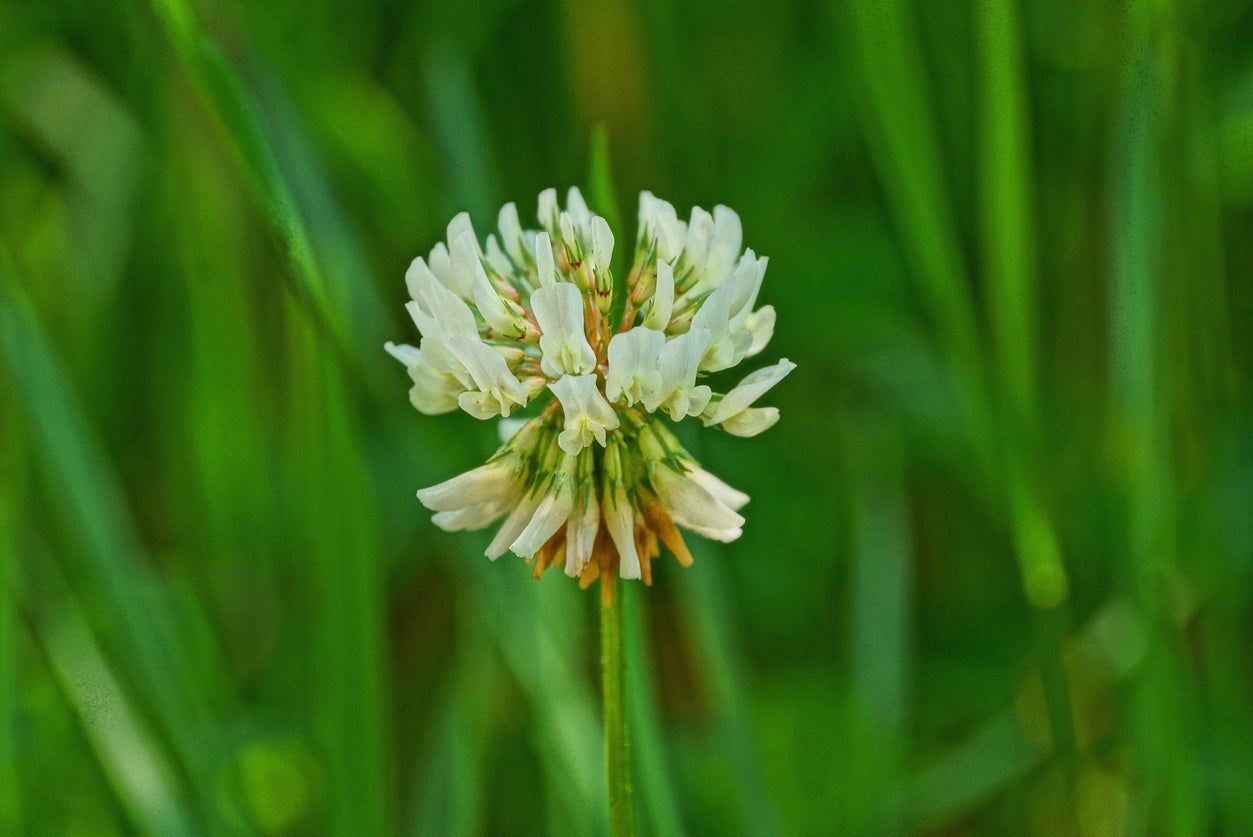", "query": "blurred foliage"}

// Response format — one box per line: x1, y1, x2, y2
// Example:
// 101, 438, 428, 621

2, 0, 1253, 834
